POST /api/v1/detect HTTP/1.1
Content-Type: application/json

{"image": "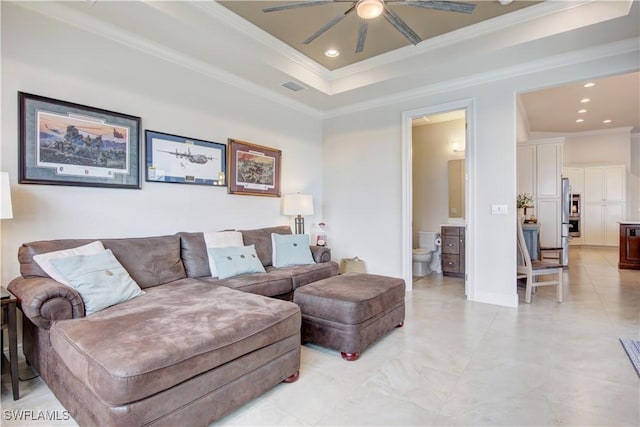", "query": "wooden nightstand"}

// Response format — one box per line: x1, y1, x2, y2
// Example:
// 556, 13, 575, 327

1, 287, 19, 400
